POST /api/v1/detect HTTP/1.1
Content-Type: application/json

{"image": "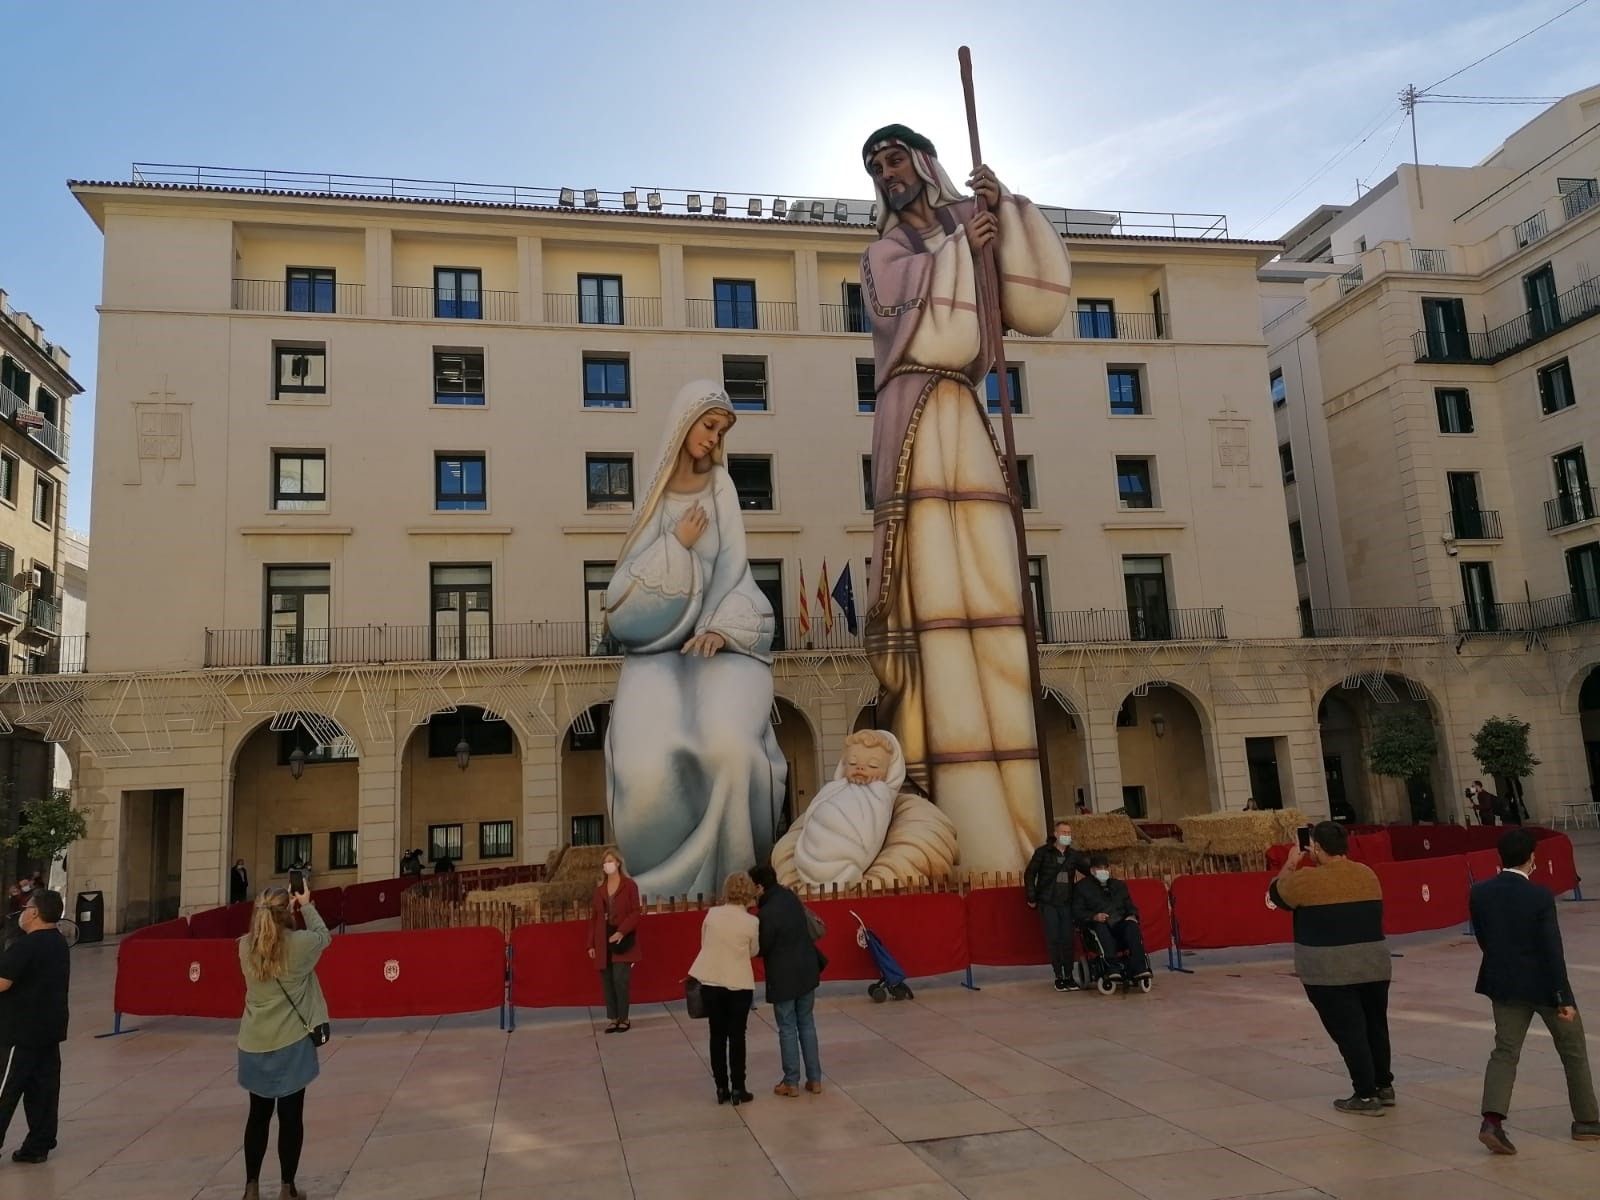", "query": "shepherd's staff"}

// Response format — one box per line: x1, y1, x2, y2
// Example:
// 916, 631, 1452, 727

959, 45, 1056, 826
